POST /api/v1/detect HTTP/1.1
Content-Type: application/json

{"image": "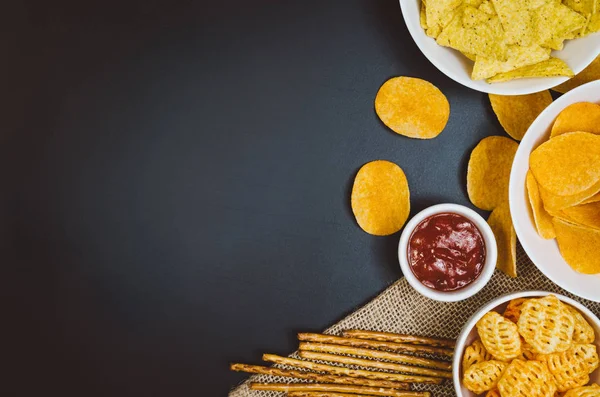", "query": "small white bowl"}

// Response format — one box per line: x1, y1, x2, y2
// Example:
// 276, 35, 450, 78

398, 0, 600, 95
453, 291, 600, 397
398, 203, 497, 302
509, 80, 600, 302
